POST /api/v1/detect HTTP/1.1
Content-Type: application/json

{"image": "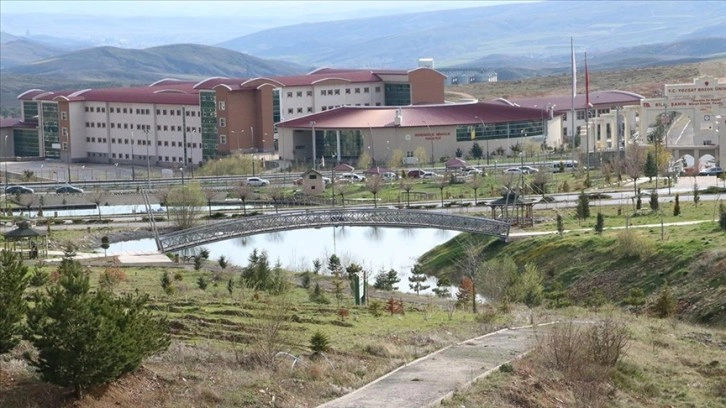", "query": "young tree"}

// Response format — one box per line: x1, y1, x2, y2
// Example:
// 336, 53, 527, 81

373, 269, 400, 291
595, 212, 605, 234
693, 182, 700, 207
466, 175, 484, 205
90, 189, 106, 221
643, 151, 657, 182
624, 143, 646, 196
470, 142, 483, 164
166, 182, 206, 229
365, 175, 384, 208
649, 191, 659, 211
357, 150, 372, 170
455, 147, 464, 158
673, 193, 681, 216
432, 276, 452, 298
327, 254, 342, 276
719, 202, 726, 231
194, 255, 203, 271
227, 278, 234, 295
160, 271, 174, 295
101, 236, 110, 257
387, 149, 404, 169
556, 213, 565, 237
413, 146, 428, 166
312, 258, 322, 275
407, 262, 430, 295
399, 179, 415, 207
0, 250, 30, 354
507, 263, 544, 309
218, 255, 228, 270
202, 186, 218, 217
576, 191, 591, 220
24, 257, 170, 399
236, 181, 253, 216
197, 275, 208, 290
